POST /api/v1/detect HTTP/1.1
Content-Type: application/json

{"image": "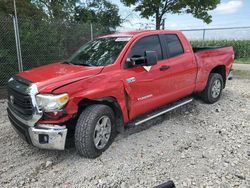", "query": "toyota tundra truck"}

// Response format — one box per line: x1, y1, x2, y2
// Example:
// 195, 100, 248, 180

7, 30, 234, 158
